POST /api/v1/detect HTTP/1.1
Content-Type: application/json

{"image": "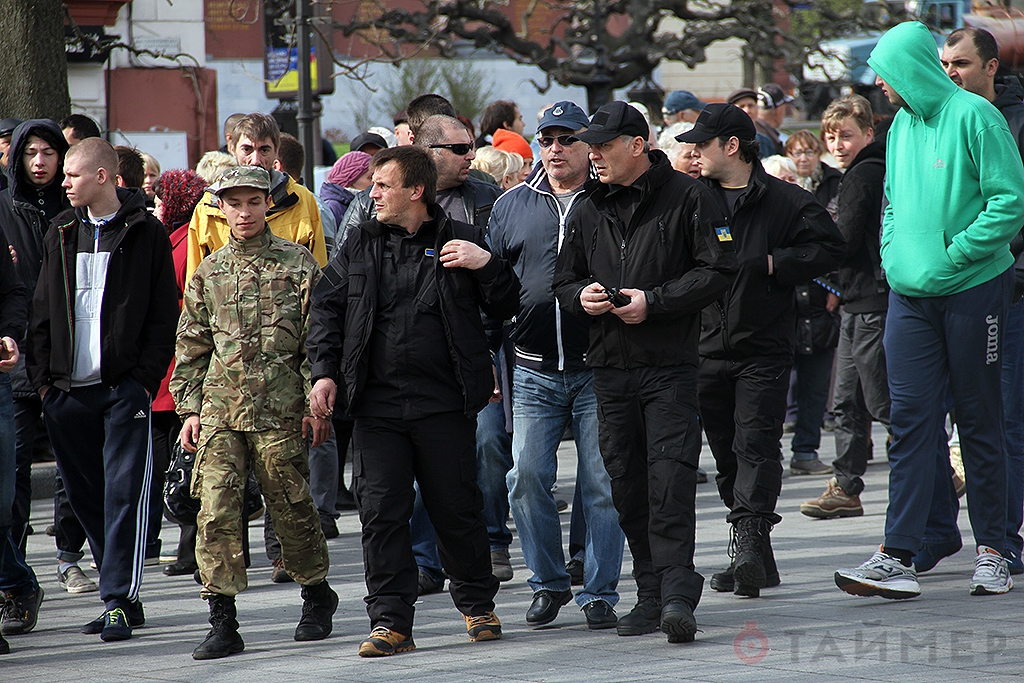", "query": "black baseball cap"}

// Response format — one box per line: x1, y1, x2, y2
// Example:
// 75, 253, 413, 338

0, 118, 22, 138
576, 101, 649, 145
350, 132, 388, 153
675, 103, 757, 144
